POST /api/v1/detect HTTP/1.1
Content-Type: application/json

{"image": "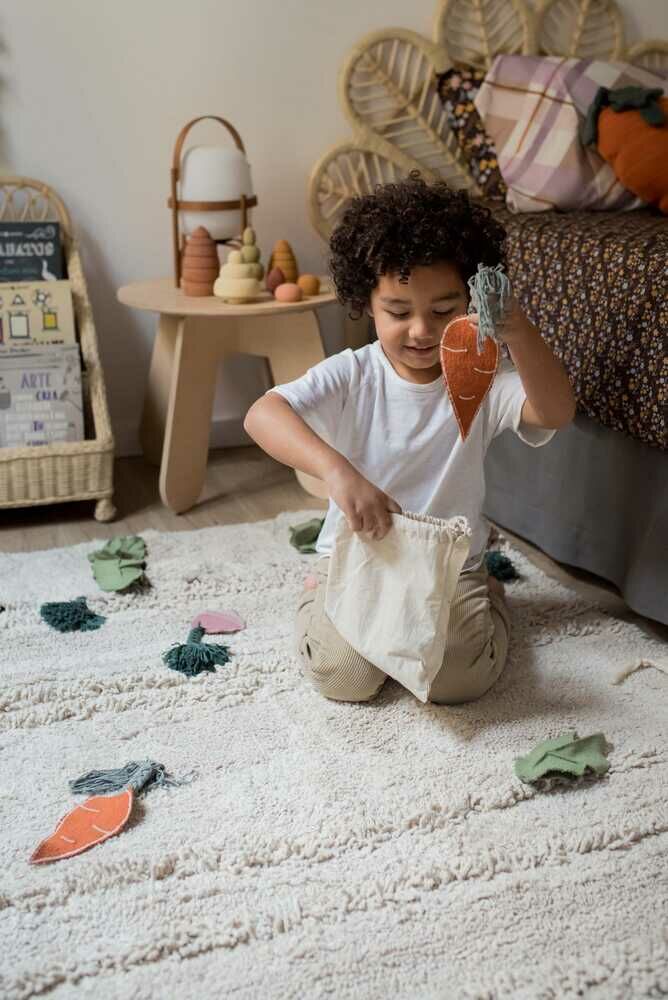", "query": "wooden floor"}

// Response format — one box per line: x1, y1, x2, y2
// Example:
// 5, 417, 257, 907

1, 445, 666, 643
